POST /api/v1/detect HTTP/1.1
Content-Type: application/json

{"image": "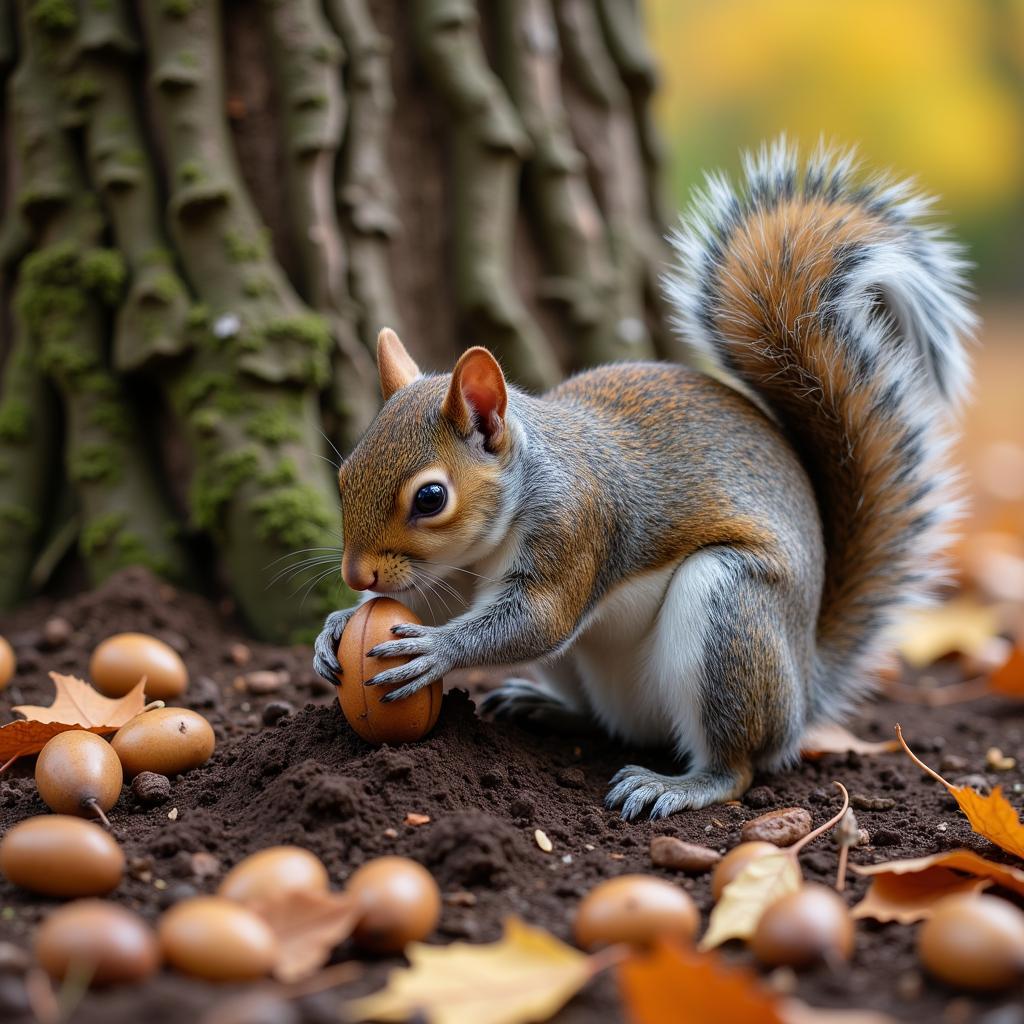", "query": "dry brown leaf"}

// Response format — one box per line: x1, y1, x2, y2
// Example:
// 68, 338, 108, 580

897, 726, 1024, 860
0, 673, 147, 769
252, 889, 359, 983
893, 596, 1000, 668
850, 864, 991, 923
698, 851, 802, 950
800, 724, 899, 759
619, 940, 785, 1024
853, 848, 1024, 921
990, 645, 1024, 698
344, 917, 614, 1024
